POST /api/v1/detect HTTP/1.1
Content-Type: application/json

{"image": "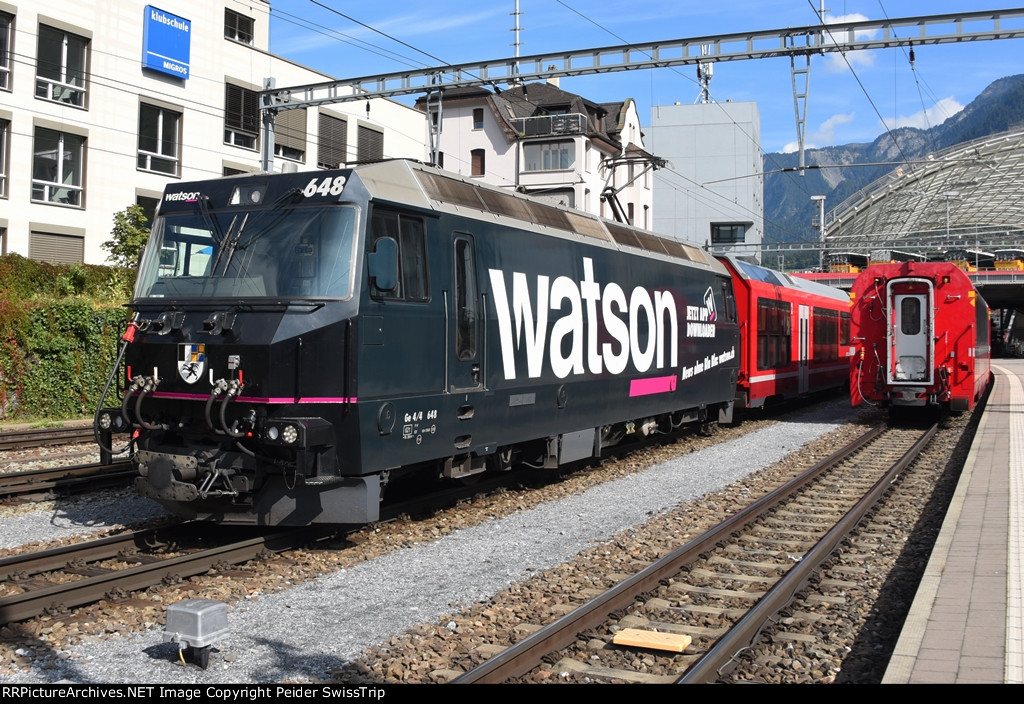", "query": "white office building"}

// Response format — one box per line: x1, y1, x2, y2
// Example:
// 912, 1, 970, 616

647, 101, 764, 259
0, 0, 426, 264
